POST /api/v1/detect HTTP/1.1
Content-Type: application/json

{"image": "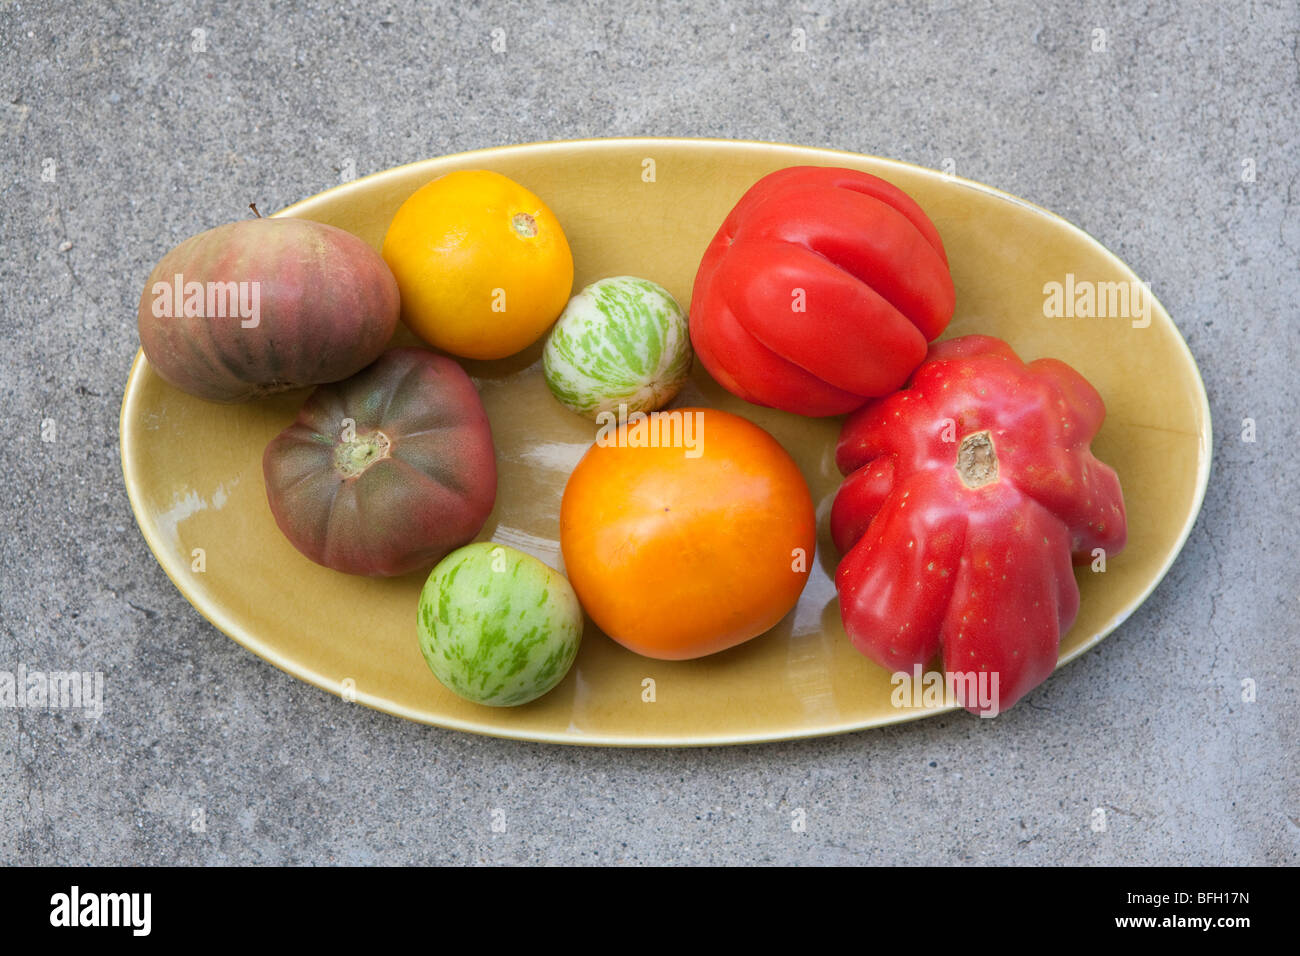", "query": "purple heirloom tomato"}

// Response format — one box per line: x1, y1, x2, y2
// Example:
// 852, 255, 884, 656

263, 348, 497, 577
